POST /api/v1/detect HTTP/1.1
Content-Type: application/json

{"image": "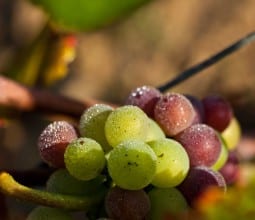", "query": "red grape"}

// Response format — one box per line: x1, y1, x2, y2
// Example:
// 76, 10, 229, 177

38, 121, 78, 168
175, 124, 221, 167
219, 151, 240, 185
105, 186, 151, 220
202, 95, 233, 132
178, 166, 226, 205
125, 85, 162, 118
185, 95, 205, 124
154, 93, 195, 136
